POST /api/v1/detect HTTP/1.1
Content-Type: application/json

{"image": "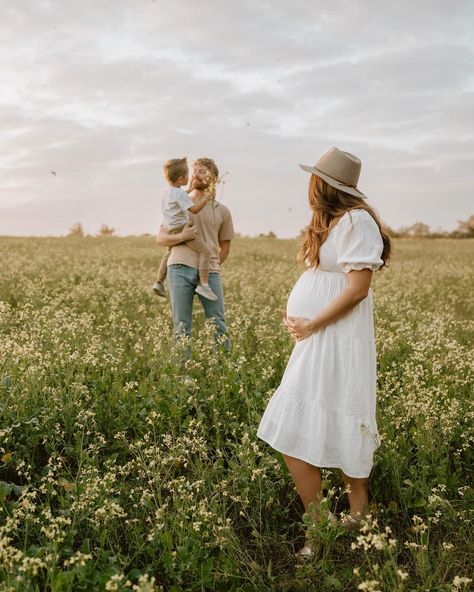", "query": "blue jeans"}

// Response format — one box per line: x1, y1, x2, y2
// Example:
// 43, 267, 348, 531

167, 264, 231, 350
